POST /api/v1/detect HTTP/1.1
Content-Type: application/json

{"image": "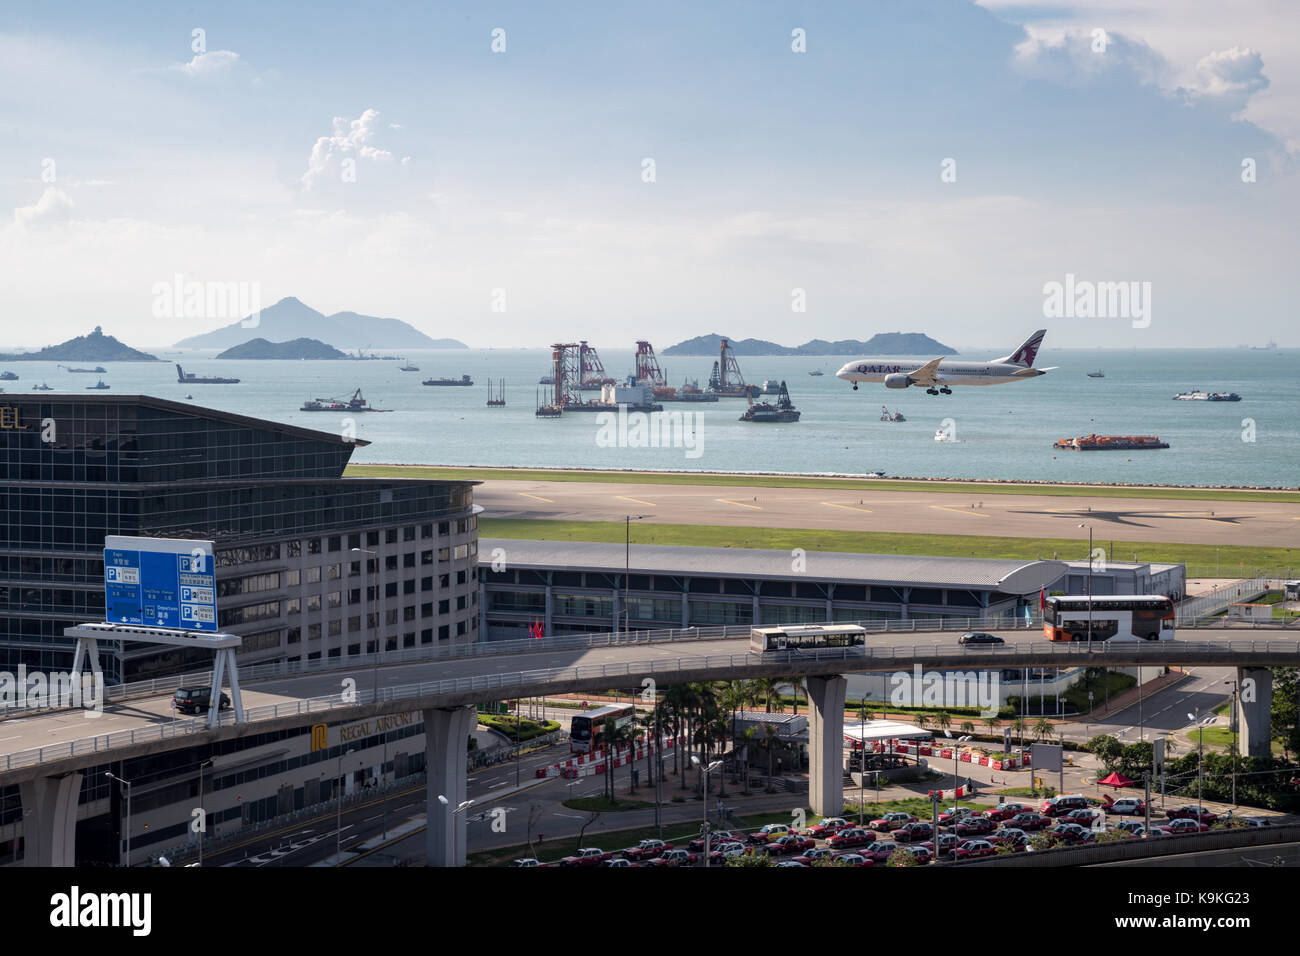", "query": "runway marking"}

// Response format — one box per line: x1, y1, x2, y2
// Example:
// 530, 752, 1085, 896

518, 492, 555, 503
821, 501, 873, 514
715, 498, 762, 511
929, 505, 989, 519
615, 495, 657, 508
